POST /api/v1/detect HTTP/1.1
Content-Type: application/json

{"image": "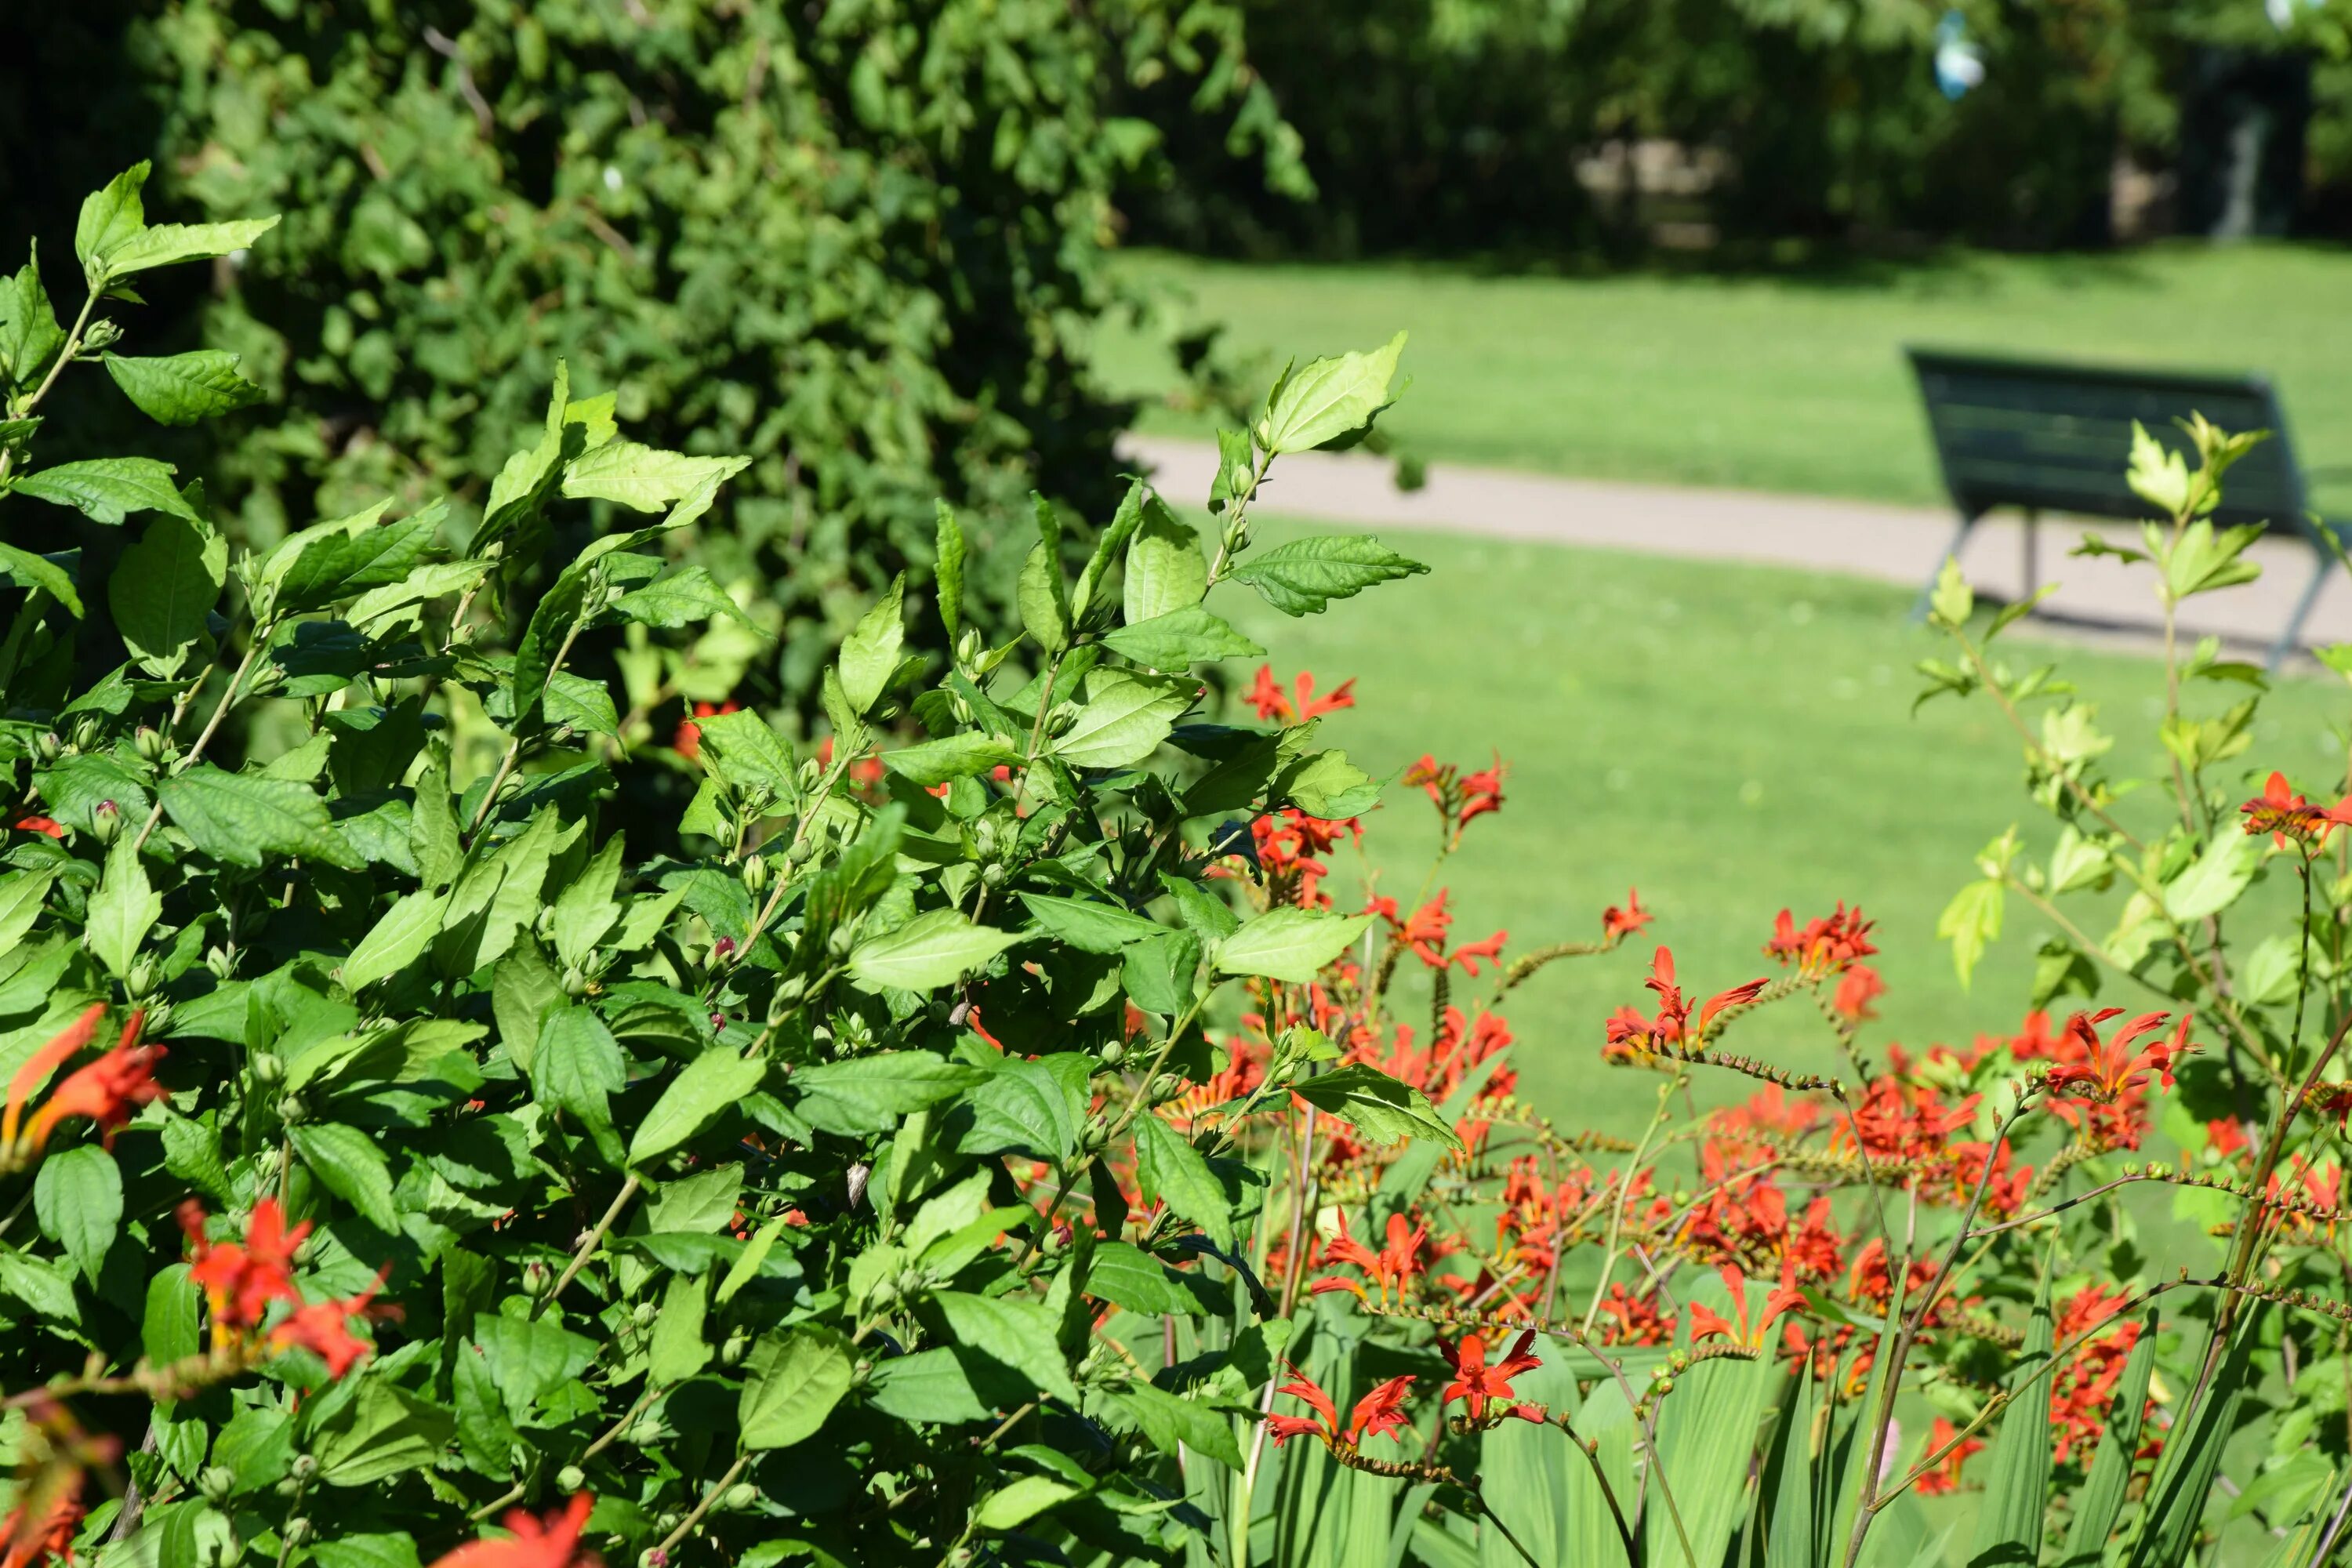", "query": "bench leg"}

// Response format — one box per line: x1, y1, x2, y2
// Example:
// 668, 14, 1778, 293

2267, 544, 2334, 673
1910, 513, 1980, 623
2023, 508, 2039, 601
